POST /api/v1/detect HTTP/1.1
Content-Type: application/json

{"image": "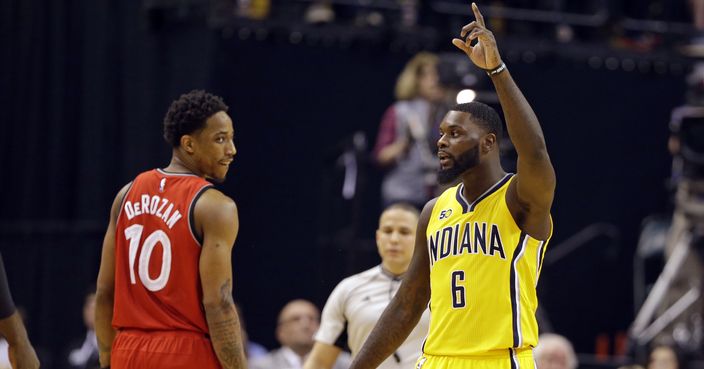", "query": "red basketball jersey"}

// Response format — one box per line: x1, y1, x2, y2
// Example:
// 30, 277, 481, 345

113, 169, 213, 333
